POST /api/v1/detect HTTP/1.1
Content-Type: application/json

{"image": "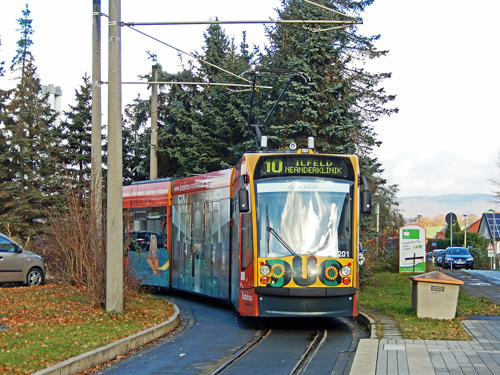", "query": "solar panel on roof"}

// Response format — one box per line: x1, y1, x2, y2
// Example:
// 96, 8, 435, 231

485, 212, 500, 238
